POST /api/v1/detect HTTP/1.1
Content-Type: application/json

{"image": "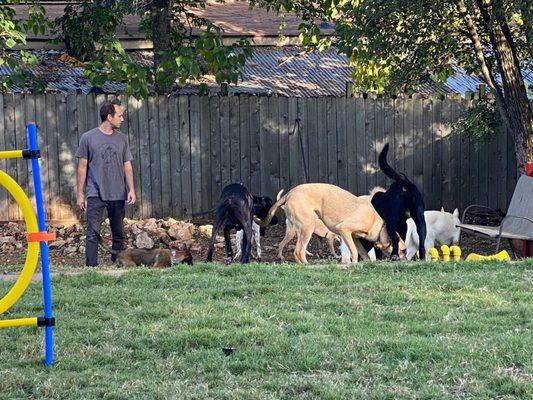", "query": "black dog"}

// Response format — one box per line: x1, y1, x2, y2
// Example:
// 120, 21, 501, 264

371, 143, 427, 260
206, 183, 278, 264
